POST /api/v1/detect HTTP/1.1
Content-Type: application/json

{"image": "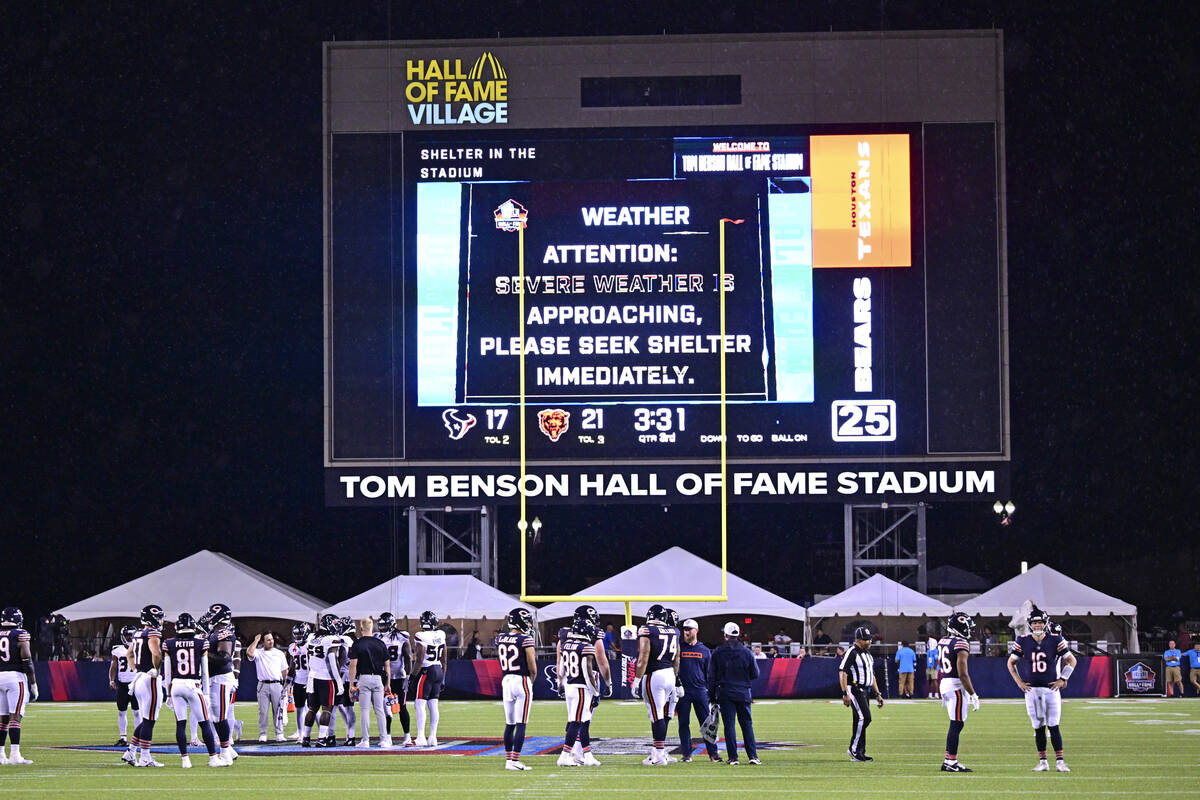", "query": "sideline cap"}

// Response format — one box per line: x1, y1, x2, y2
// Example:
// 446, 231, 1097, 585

681, 619, 699, 630
723, 621, 740, 637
